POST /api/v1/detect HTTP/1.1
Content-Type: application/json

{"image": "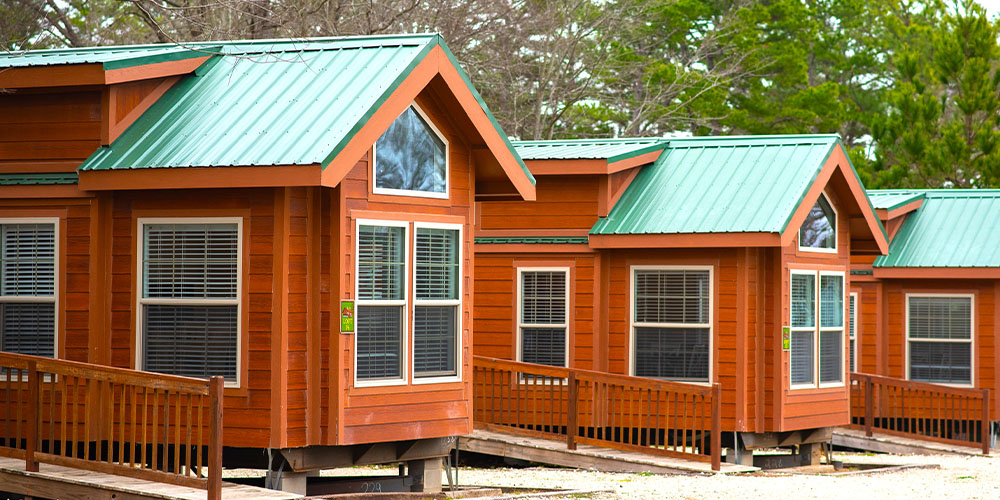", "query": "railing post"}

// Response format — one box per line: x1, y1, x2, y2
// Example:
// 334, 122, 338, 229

566, 371, 577, 450
864, 375, 874, 437
25, 361, 39, 472
982, 389, 990, 455
207, 376, 224, 500
711, 383, 721, 472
